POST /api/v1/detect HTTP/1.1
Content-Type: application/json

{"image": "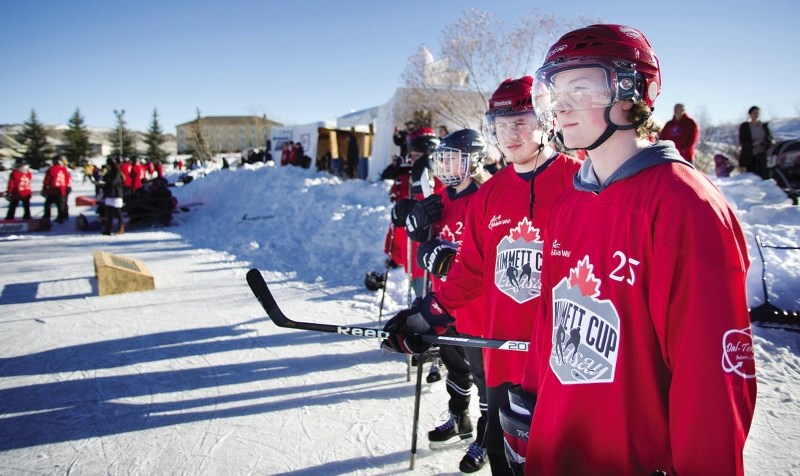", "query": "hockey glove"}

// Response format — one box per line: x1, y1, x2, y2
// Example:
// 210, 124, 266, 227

499, 385, 536, 476
364, 271, 386, 291
417, 239, 458, 278
391, 198, 417, 227
380, 294, 454, 354
405, 194, 443, 242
